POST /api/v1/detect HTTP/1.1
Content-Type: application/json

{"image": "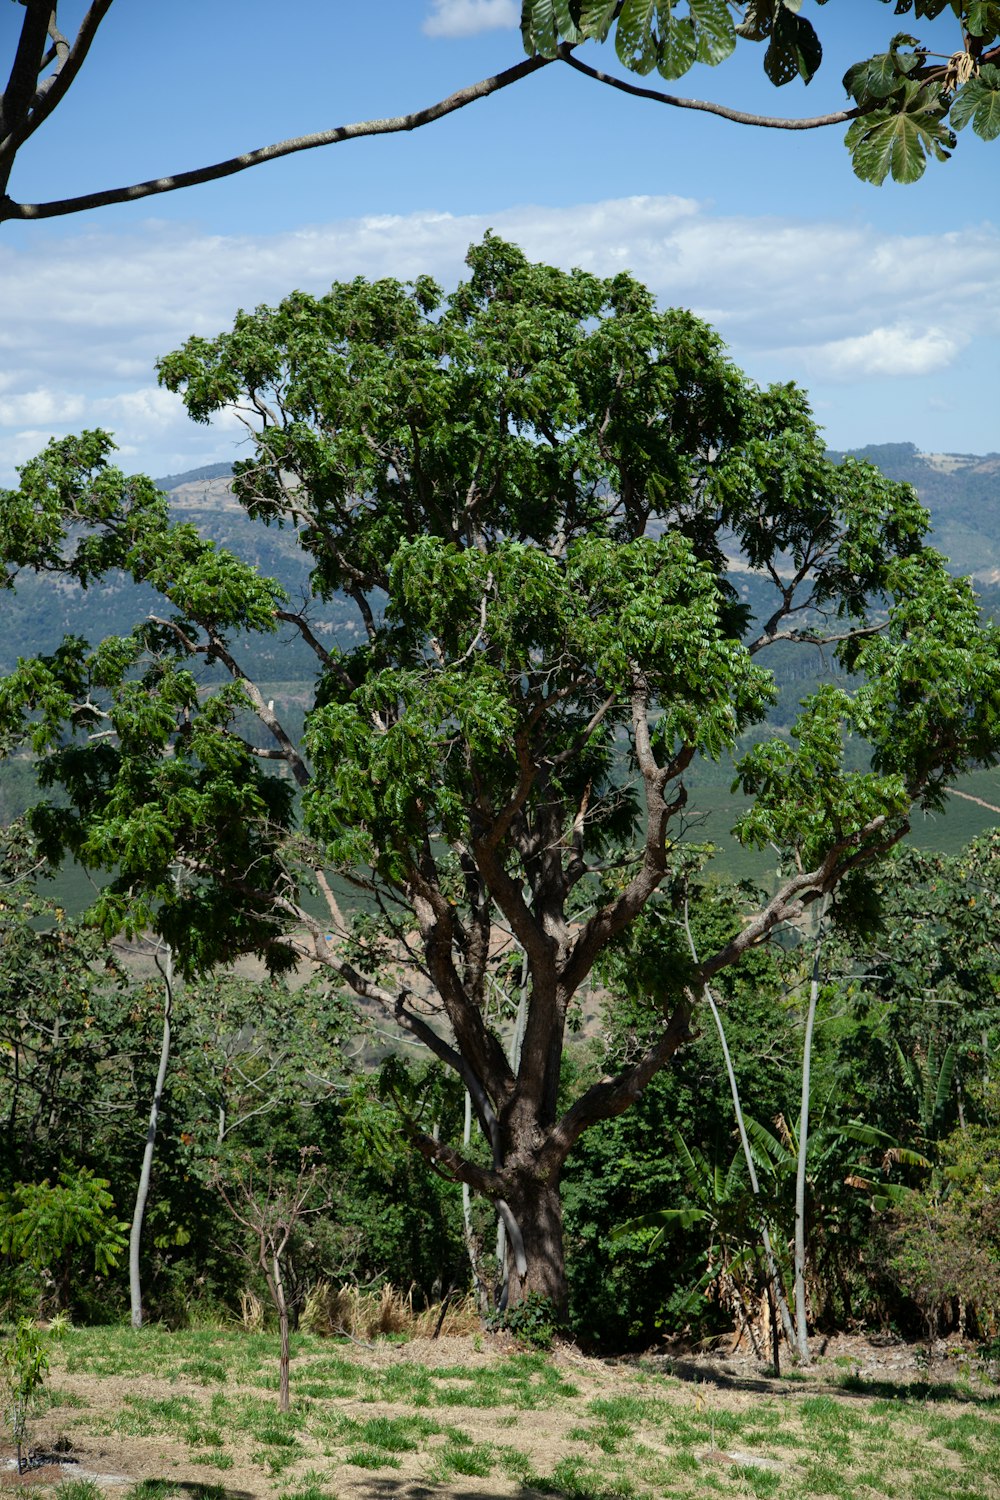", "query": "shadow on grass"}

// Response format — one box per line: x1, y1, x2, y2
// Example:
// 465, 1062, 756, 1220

835, 1372, 1000, 1406
643, 1356, 1000, 1407
348, 1485, 630, 1500
124, 1482, 254, 1500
